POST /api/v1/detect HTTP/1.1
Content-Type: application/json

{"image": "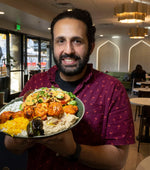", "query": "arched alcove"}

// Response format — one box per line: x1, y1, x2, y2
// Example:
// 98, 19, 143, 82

128, 40, 150, 72
96, 40, 120, 72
